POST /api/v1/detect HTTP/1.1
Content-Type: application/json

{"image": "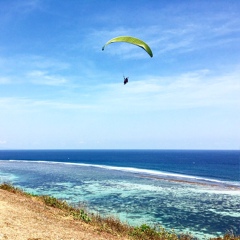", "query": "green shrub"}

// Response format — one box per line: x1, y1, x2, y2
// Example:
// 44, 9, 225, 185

0, 182, 19, 193
42, 195, 69, 210
41, 195, 91, 222
71, 209, 91, 222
